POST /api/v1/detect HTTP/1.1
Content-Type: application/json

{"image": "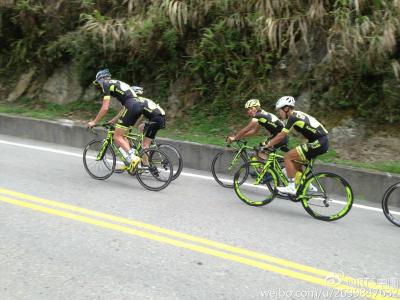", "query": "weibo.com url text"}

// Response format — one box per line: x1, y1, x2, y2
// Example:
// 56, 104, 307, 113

260, 288, 397, 298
